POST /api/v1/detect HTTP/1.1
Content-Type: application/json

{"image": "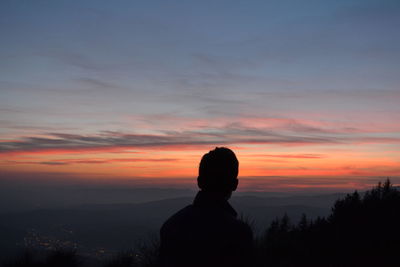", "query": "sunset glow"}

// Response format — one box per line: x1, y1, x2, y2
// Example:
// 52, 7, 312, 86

1, 0, 399, 191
